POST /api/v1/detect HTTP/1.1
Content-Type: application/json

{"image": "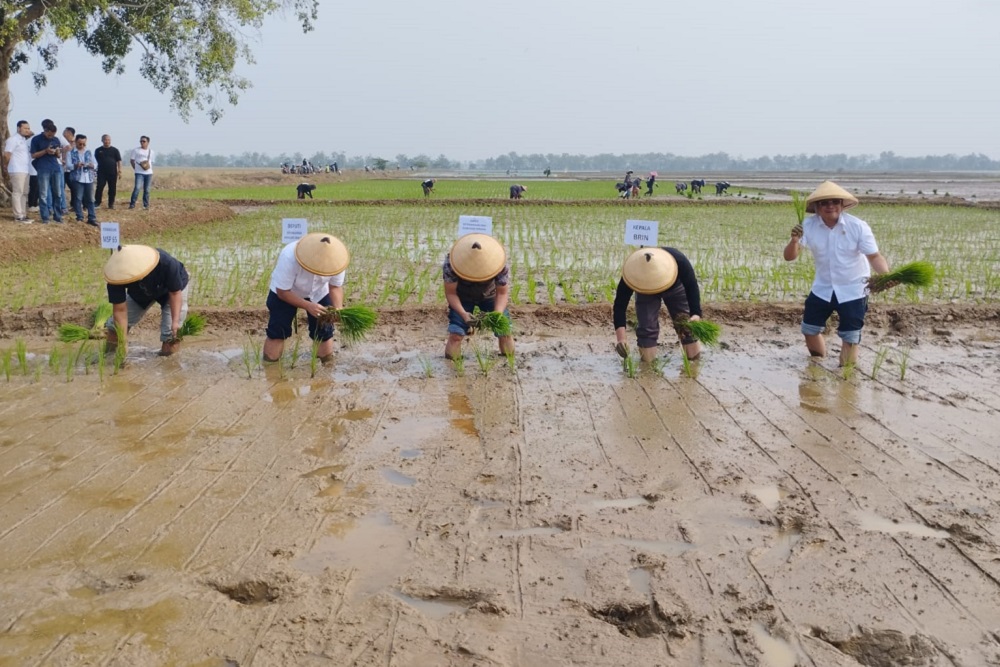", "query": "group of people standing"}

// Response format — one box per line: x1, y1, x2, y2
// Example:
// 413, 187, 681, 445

3, 119, 155, 224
